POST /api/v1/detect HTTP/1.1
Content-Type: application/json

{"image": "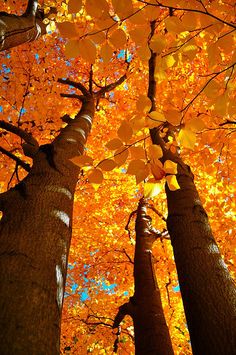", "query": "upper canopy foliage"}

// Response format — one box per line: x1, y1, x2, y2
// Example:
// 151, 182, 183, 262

0, 0, 235, 353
